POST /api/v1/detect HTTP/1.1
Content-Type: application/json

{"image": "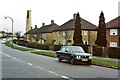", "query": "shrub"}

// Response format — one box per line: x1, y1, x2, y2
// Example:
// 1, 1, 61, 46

26, 42, 50, 50
18, 40, 28, 46
53, 45, 63, 51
